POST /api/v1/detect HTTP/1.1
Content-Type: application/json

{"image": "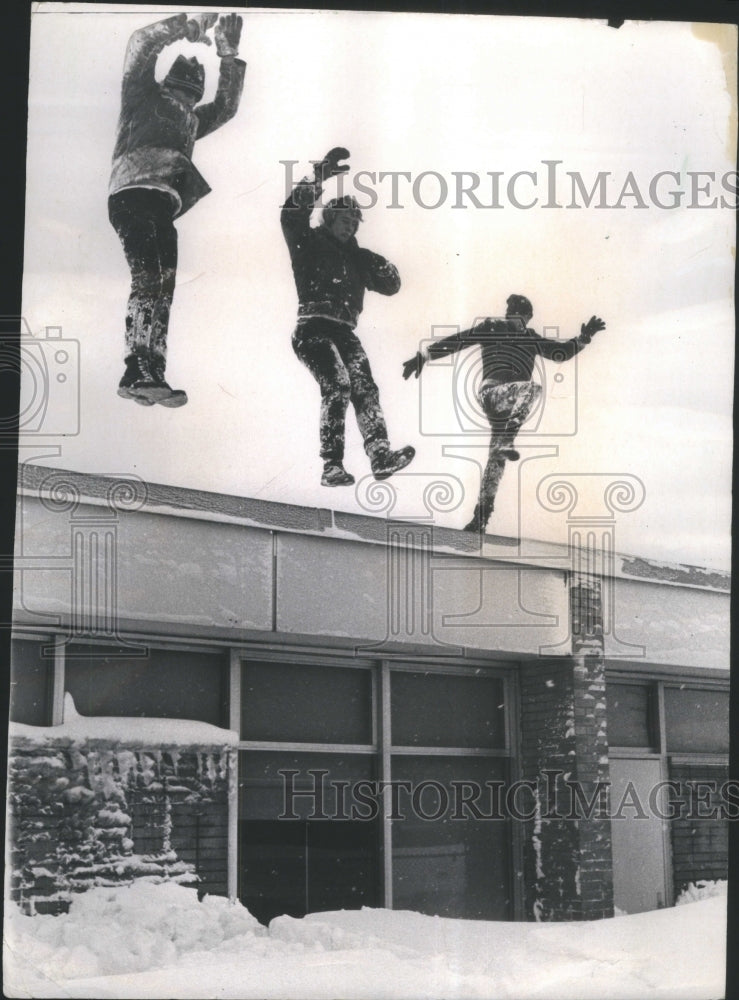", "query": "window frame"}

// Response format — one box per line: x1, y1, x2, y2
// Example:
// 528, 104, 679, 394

606, 668, 730, 909
234, 648, 519, 916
